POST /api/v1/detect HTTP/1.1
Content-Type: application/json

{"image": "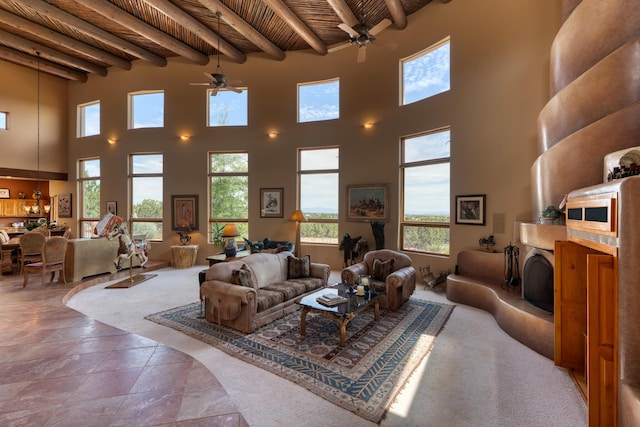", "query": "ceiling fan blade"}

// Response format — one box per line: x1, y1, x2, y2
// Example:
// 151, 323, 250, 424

203, 72, 215, 82
189, 82, 211, 86
327, 41, 352, 53
227, 86, 243, 94
357, 46, 367, 63
210, 87, 220, 96
370, 18, 392, 36
338, 23, 359, 37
